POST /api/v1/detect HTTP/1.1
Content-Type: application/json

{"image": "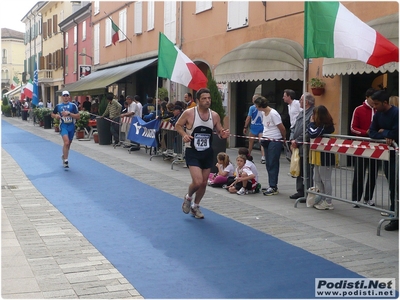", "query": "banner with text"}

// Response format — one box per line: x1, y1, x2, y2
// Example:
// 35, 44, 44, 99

127, 116, 160, 147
